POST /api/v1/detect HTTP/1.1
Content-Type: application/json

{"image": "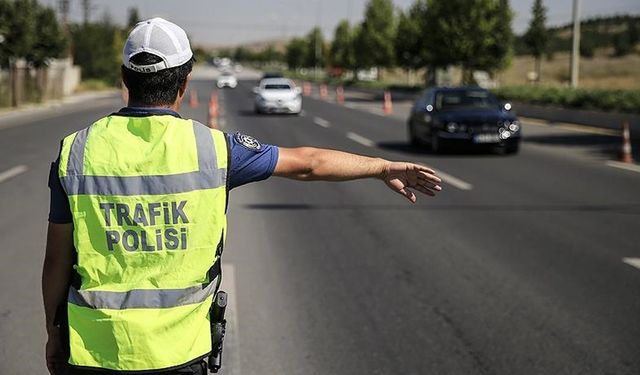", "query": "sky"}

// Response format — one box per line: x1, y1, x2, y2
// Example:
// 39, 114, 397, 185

39, 0, 640, 47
